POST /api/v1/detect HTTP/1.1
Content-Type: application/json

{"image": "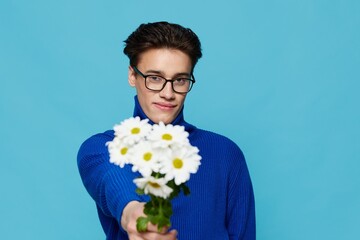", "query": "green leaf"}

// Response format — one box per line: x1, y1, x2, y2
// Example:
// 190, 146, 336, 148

136, 217, 149, 232
167, 180, 181, 200
135, 188, 145, 195
181, 184, 191, 196
162, 201, 173, 217
156, 216, 171, 231
144, 201, 159, 216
